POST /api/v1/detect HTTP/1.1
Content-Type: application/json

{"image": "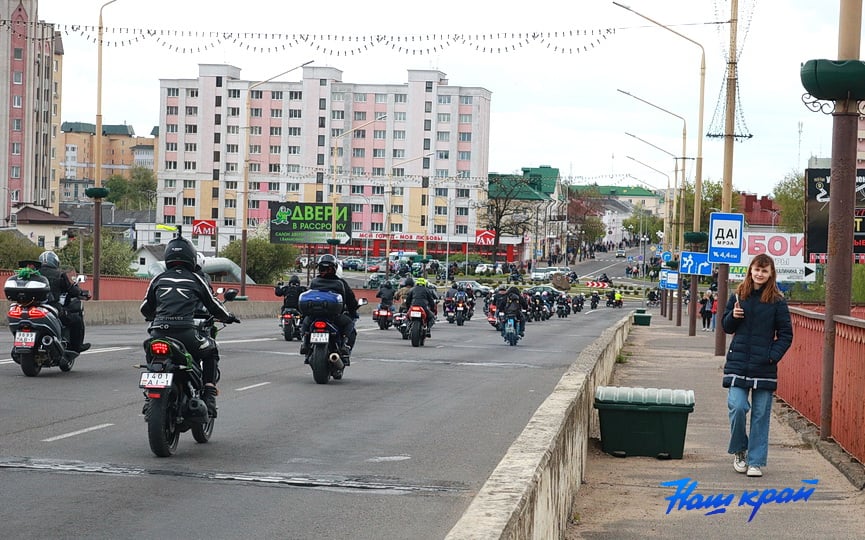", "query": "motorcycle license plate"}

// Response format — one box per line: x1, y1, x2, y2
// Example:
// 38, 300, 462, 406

410, 311, 423, 318
310, 332, 329, 343
139, 372, 173, 388
14, 331, 36, 347
456, 307, 464, 311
